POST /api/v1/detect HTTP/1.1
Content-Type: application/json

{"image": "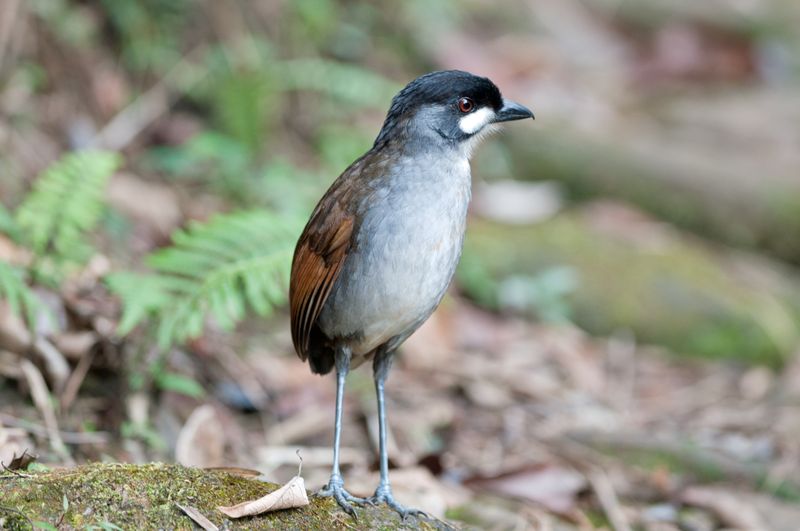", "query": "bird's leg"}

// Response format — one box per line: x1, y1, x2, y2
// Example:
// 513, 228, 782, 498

368, 348, 429, 520
318, 346, 367, 515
